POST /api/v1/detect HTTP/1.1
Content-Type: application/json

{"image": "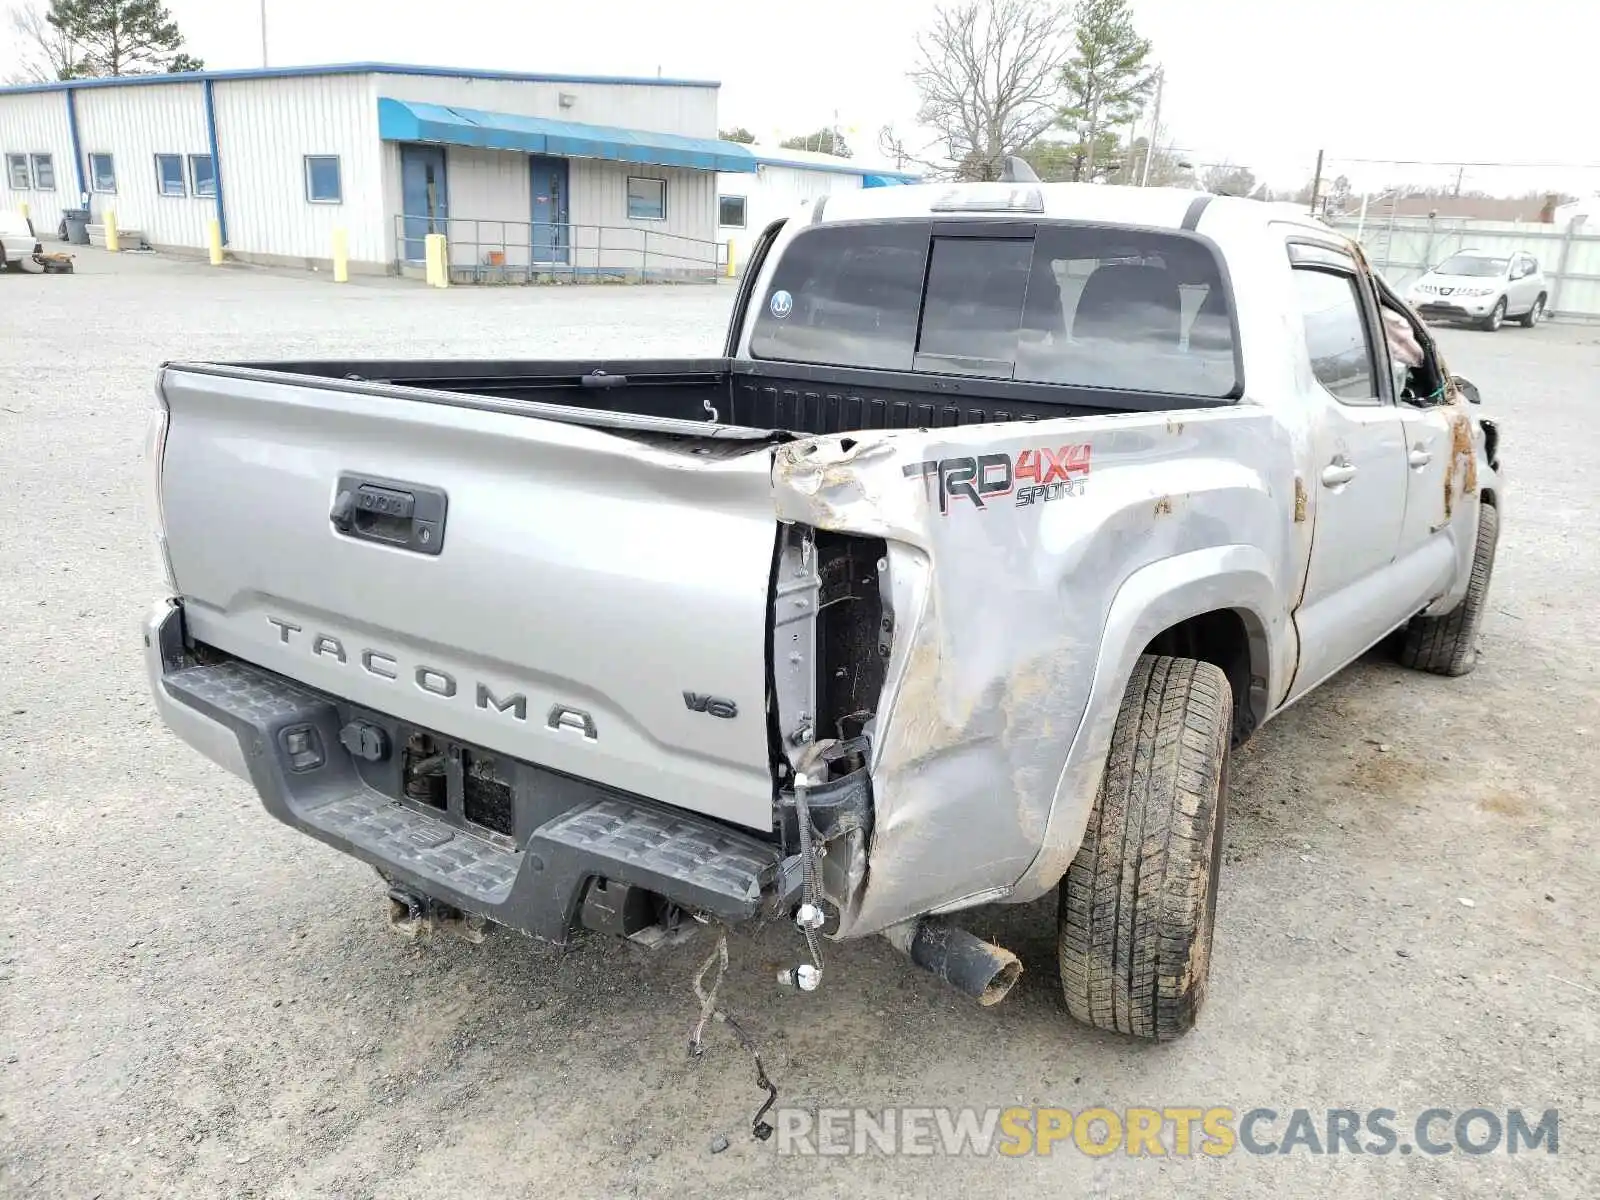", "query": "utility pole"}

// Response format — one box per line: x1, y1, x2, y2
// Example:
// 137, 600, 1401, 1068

1308, 148, 1324, 216
1140, 67, 1165, 186
260, 0, 268, 67
1453, 164, 1465, 197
